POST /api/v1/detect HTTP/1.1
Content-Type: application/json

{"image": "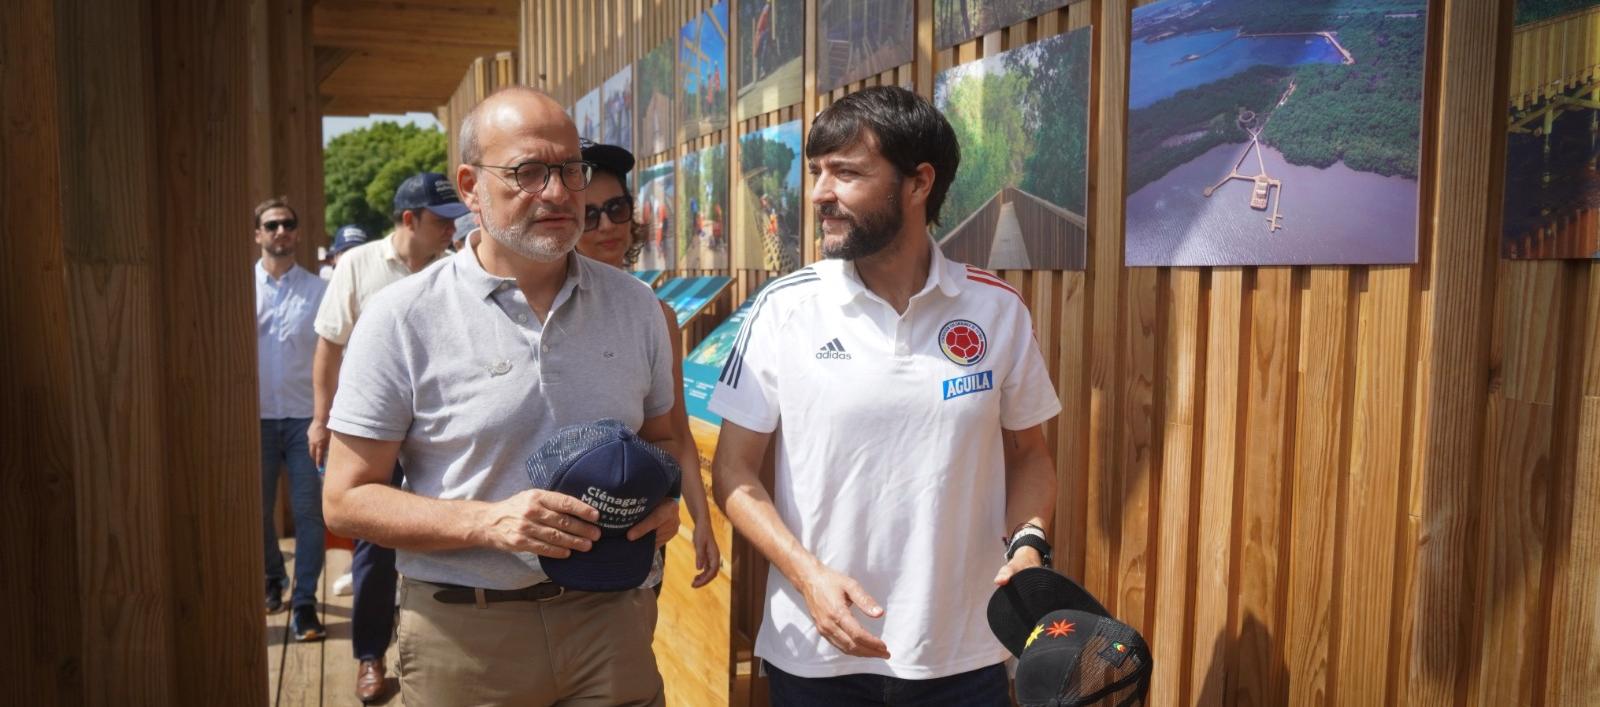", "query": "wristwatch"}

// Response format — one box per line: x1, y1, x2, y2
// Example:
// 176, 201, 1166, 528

1006, 523, 1053, 568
